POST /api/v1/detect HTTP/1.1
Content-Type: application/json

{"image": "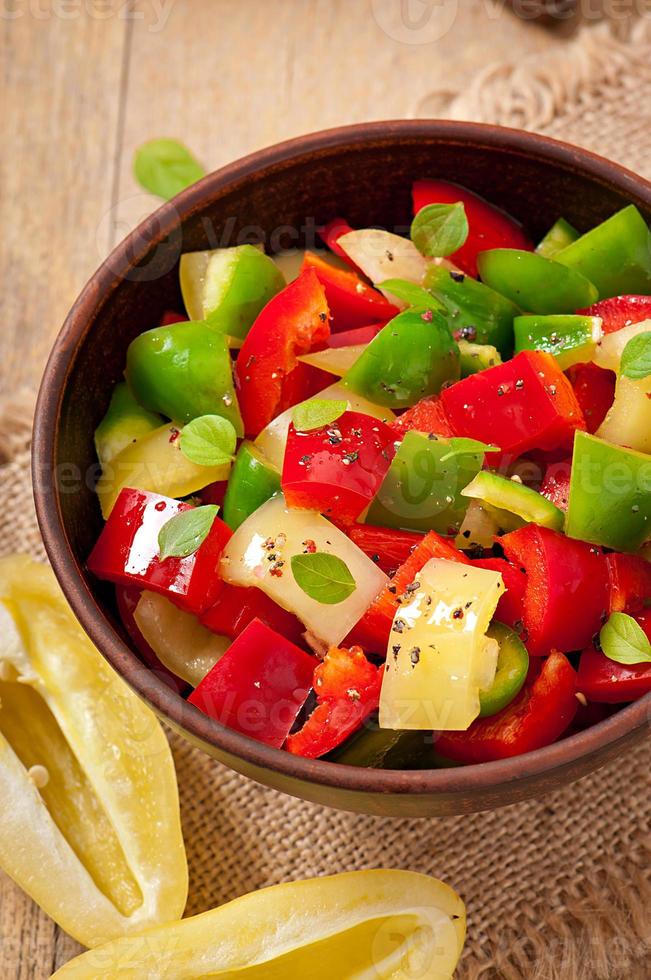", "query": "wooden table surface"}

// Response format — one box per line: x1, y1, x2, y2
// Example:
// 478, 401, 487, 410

0, 3, 559, 976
